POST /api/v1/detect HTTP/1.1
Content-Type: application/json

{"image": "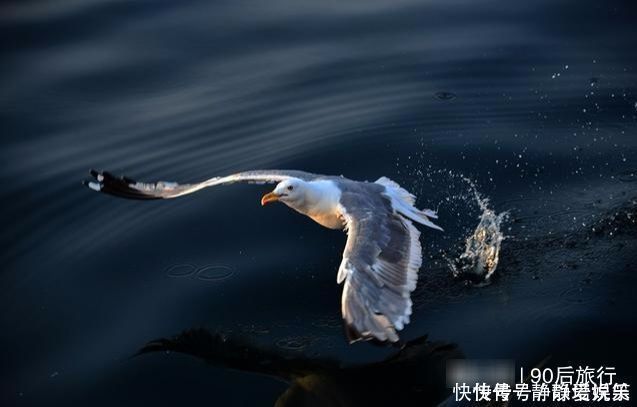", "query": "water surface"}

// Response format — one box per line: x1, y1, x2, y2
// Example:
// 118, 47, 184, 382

1, 0, 636, 405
